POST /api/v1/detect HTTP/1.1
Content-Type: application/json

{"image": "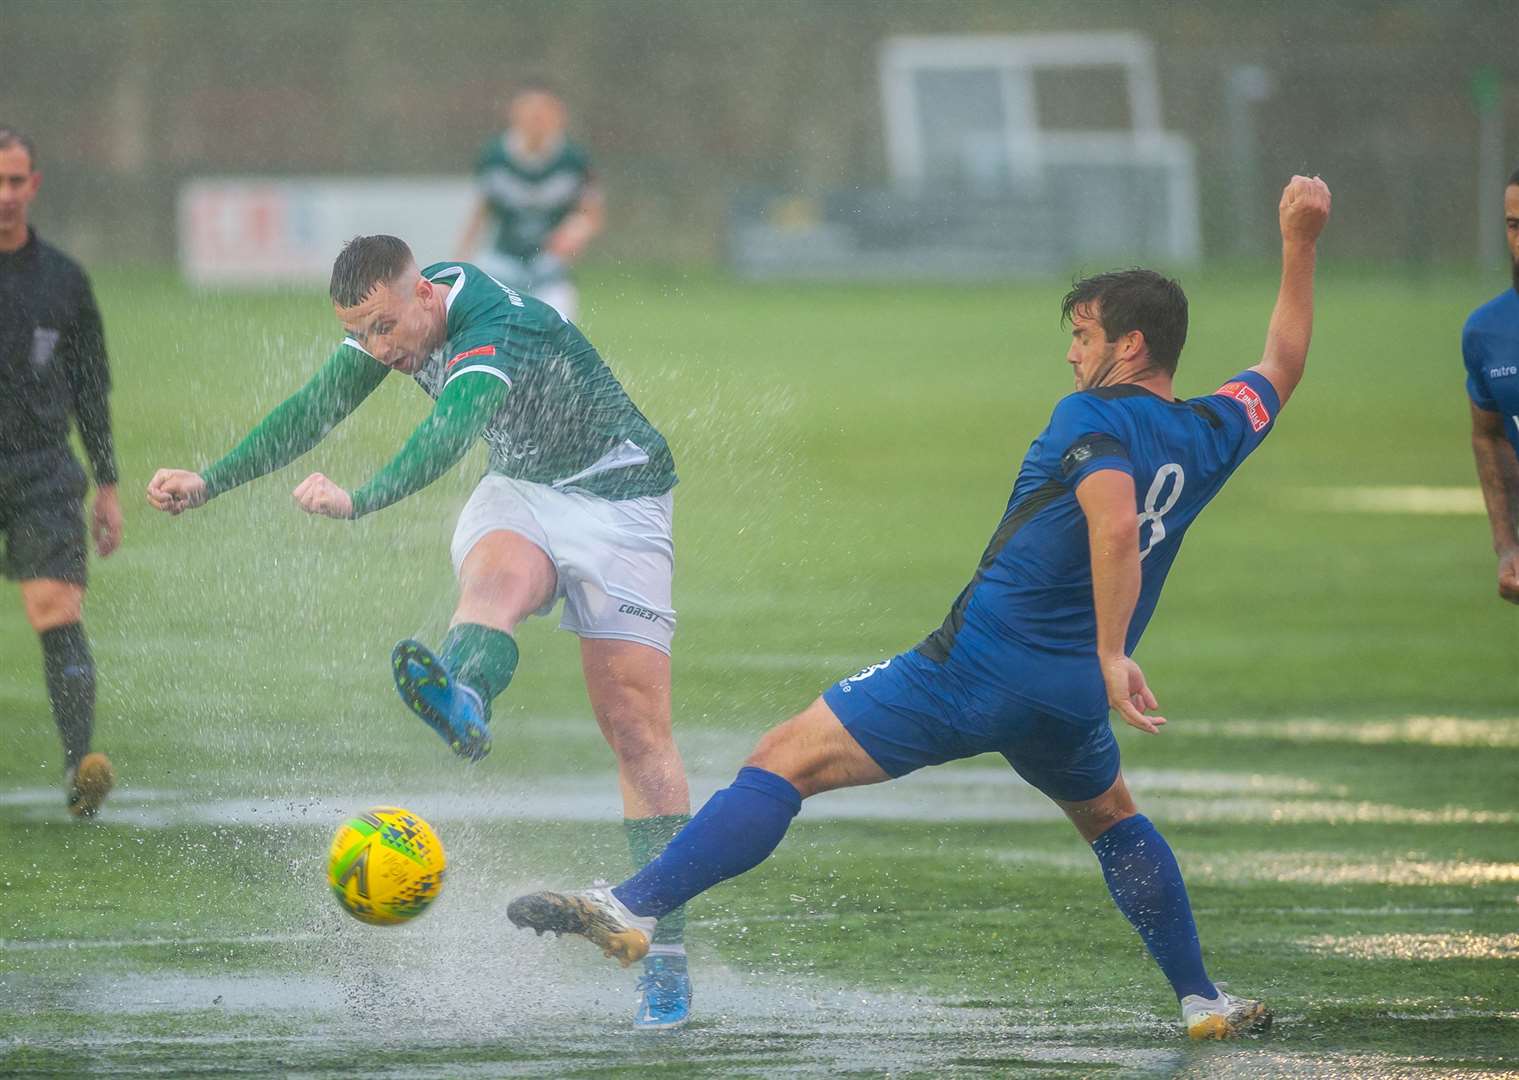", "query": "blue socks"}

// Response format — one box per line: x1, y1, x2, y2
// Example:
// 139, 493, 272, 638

1091, 814, 1217, 1001
614, 767, 802, 919
611, 774, 1214, 1002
